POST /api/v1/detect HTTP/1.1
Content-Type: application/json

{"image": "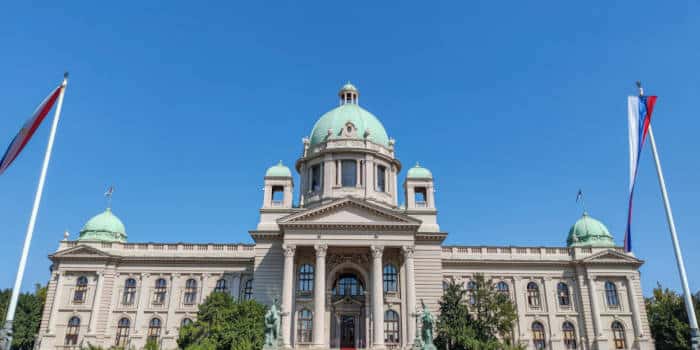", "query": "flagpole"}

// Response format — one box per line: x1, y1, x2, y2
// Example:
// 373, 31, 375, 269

646, 127, 699, 349
0, 73, 69, 350
639, 83, 699, 349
